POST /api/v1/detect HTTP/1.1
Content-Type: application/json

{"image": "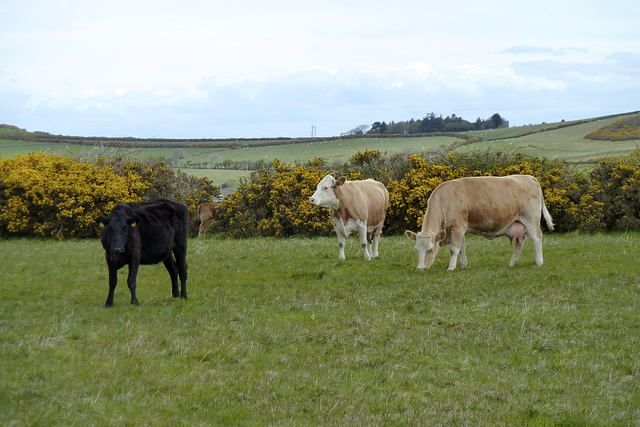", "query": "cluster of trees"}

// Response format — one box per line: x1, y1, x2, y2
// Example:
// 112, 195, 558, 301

345, 113, 507, 136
